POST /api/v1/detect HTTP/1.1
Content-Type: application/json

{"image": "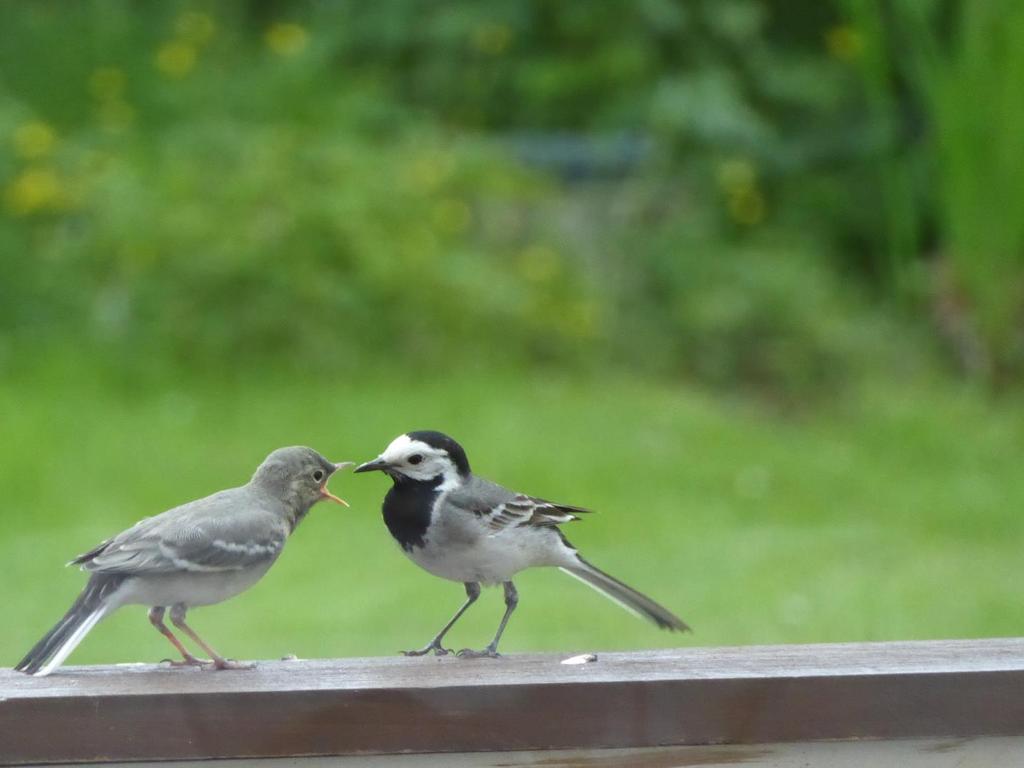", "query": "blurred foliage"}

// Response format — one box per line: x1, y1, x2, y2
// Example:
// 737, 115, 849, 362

616, 235, 879, 399
842, 0, 1024, 385
0, 114, 589, 370
0, 2, 600, 374
0, 0, 1019, 394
